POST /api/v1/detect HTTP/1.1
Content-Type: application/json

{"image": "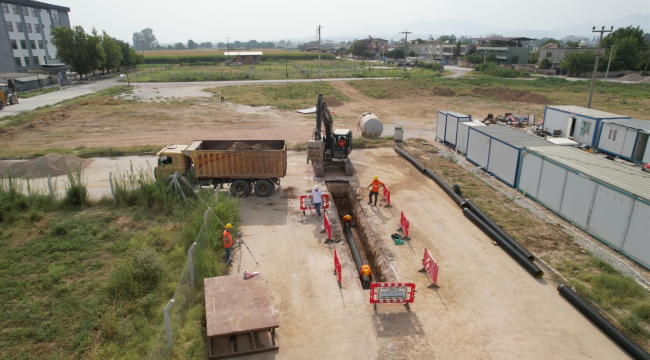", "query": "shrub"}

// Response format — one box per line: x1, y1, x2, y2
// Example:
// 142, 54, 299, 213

475, 62, 528, 78
62, 168, 87, 207
130, 248, 162, 292
539, 57, 553, 69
